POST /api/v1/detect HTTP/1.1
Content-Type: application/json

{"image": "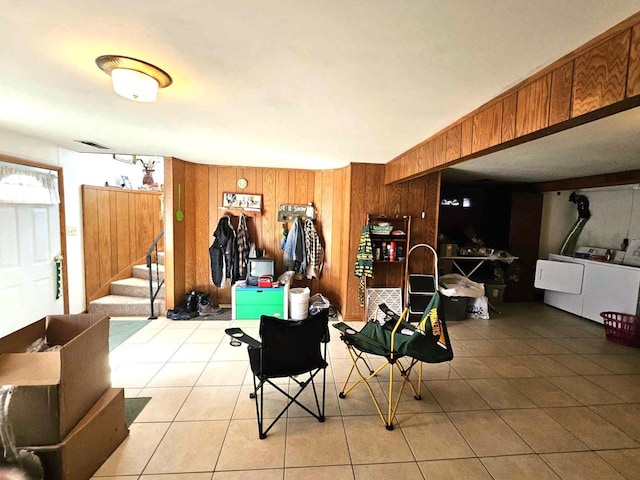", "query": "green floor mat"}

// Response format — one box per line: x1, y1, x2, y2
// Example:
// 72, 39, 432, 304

125, 397, 151, 426
109, 320, 151, 352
